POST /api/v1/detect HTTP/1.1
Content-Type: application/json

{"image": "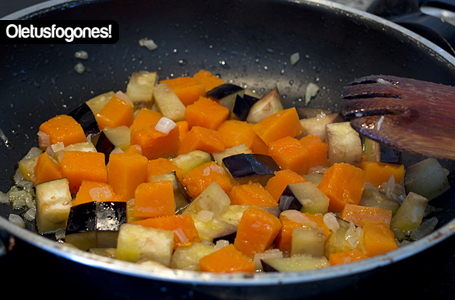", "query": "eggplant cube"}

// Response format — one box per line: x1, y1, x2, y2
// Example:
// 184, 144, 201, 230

279, 182, 330, 214
170, 242, 216, 270
153, 83, 186, 122
126, 71, 157, 105
207, 83, 245, 116
96, 201, 127, 248
261, 255, 329, 272
291, 226, 326, 257
68, 102, 100, 137
232, 94, 251, 121
222, 153, 280, 186
182, 181, 231, 217
325, 121, 363, 167
116, 223, 174, 266
35, 178, 72, 234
